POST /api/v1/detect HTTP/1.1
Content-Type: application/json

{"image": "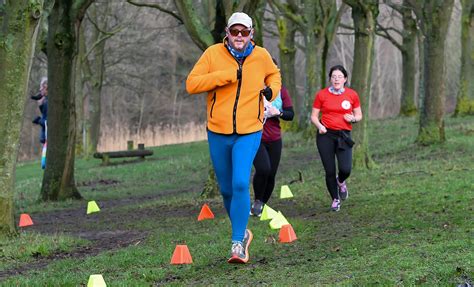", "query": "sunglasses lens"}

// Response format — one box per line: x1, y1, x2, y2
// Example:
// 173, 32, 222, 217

229, 29, 250, 37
